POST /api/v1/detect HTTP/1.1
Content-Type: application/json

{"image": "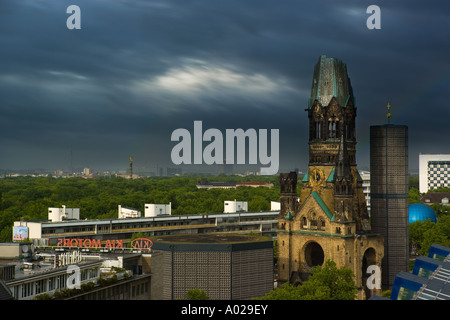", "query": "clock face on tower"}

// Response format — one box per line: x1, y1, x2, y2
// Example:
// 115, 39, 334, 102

309, 168, 324, 186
